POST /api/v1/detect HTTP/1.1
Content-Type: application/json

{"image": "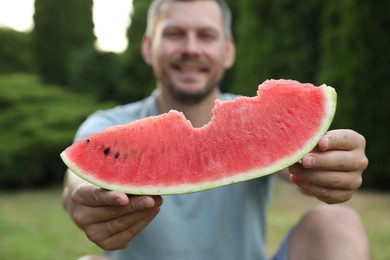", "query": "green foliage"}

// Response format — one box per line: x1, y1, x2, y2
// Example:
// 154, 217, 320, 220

231, 0, 323, 95
0, 28, 35, 73
33, 0, 95, 85
317, 0, 365, 127
120, 0, 155, 102
0, 74, 115, 188
318, 1, 390, 190
67, 46, 124, 101
67, 0, 155, 104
